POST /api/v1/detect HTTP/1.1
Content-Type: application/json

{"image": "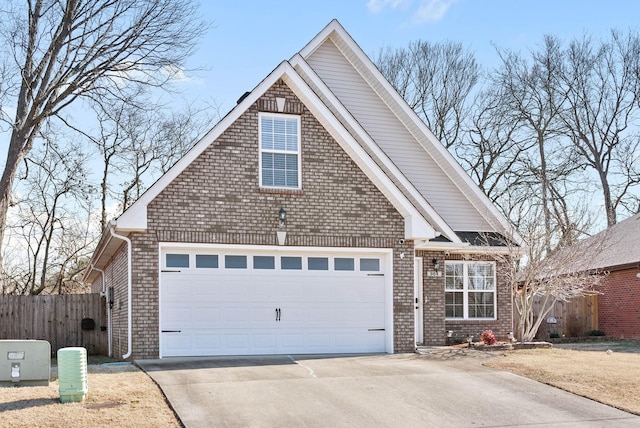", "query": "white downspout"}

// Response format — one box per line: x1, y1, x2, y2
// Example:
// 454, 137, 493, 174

110, 225, 133, 360
92, 265, 113, 358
